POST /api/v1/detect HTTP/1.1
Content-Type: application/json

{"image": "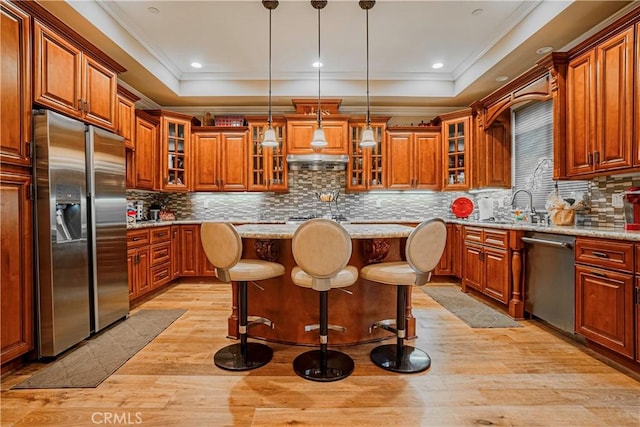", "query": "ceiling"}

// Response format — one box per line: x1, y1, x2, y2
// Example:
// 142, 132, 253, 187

41, 1, 635, 116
